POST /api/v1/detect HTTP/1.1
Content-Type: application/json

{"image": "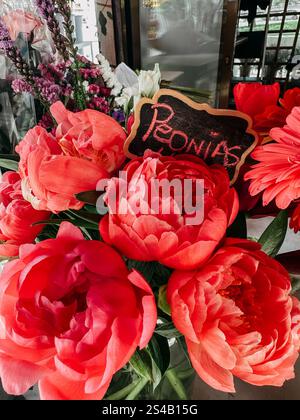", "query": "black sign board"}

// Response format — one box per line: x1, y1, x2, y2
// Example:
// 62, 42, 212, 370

124, 89, 259, 184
